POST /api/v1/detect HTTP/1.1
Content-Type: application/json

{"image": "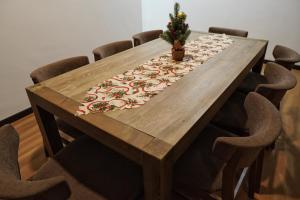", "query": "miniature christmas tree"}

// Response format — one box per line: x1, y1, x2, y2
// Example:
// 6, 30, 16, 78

160, 2, 191, 47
